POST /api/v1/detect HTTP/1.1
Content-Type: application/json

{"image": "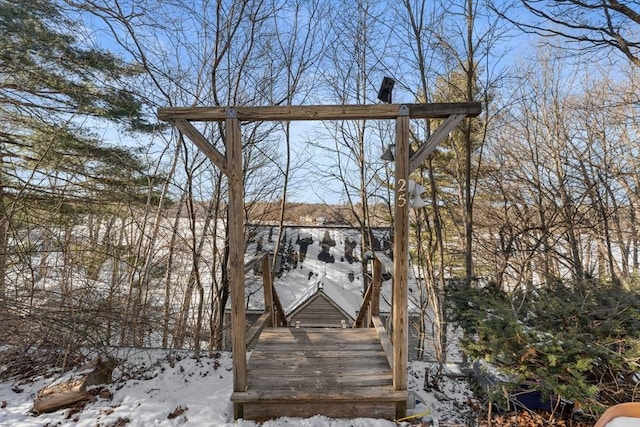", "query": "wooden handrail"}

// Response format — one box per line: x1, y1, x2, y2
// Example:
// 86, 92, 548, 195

352, 253, 389, 328
244, 251, 287, 327
372, 316, 393, 369
271, 284, 288, 327
244, 252, 268, 275
353, 283, 374, 328
373, 251, 393, 276
245, 312, 271, 347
